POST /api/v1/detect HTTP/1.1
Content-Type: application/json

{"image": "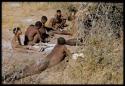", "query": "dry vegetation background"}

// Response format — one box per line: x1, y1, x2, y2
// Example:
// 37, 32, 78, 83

2, 2, 123, 84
